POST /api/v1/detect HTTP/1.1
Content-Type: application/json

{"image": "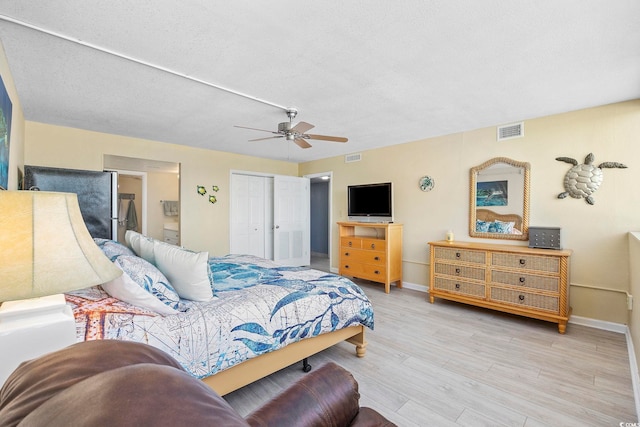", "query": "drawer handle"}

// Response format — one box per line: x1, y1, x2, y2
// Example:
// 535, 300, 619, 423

374, 270, 380, 275
344, 265, 349, 269
519, 277, 526, 284
344, 252, 350, 257
455, 283, 461, 290
371, 243, 376, 249
519, 259, 526, 265
455, 268, 461, 274
348, 241, 352, 247
518, 294, 525, 302
374, 256, 380, 261
456, 252, 461, 258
